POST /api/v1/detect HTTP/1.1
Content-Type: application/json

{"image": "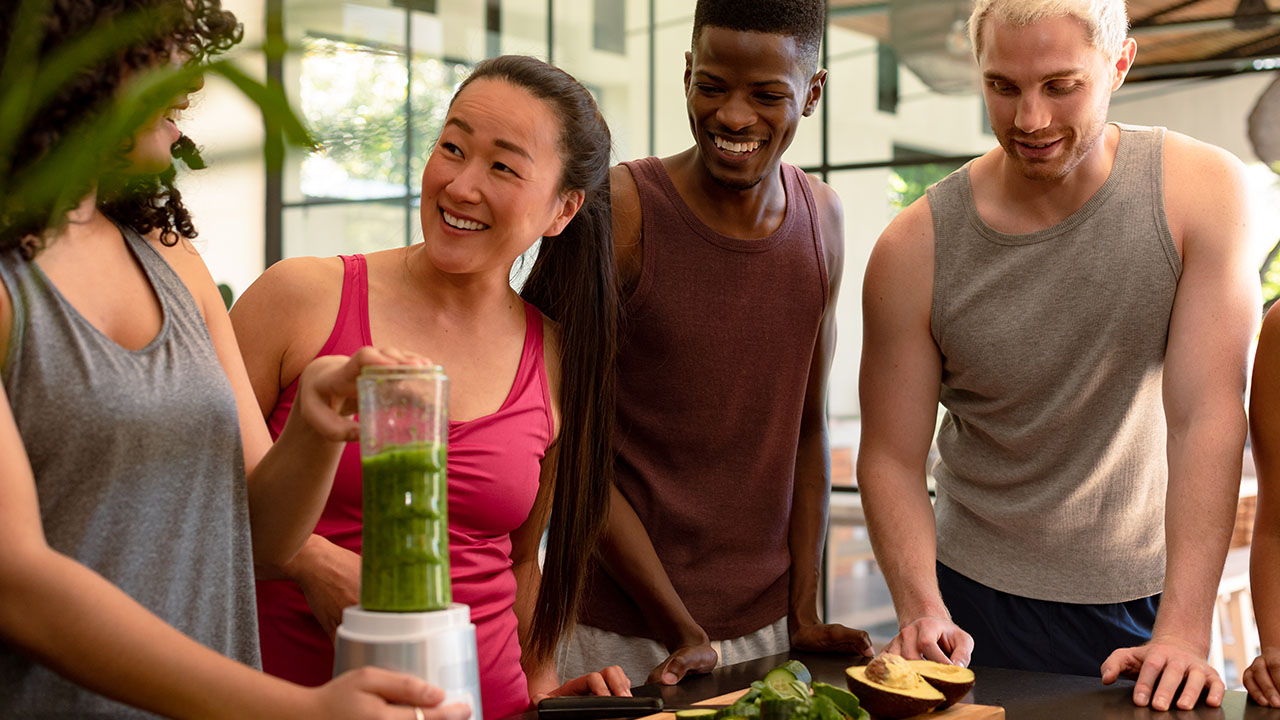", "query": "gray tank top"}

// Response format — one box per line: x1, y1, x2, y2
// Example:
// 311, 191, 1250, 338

928, 124, 1179, 604
0, 222, 259, 716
